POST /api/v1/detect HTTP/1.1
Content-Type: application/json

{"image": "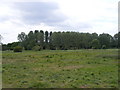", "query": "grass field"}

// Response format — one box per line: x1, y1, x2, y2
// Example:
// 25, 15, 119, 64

2, 49, 118, 88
